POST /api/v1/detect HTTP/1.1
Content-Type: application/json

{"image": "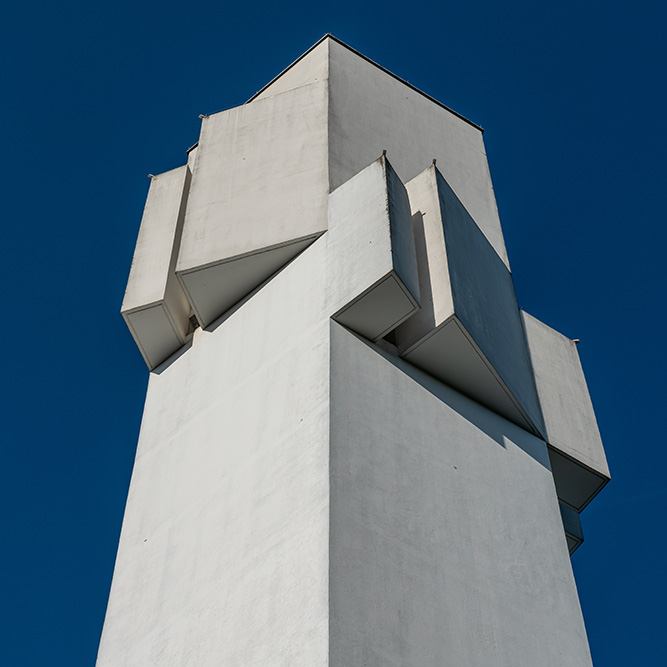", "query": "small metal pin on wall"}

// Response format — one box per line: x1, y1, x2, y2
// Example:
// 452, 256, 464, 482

573, 339, 581, 344
147, 174, 157, 180
198, 114, 209, 119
